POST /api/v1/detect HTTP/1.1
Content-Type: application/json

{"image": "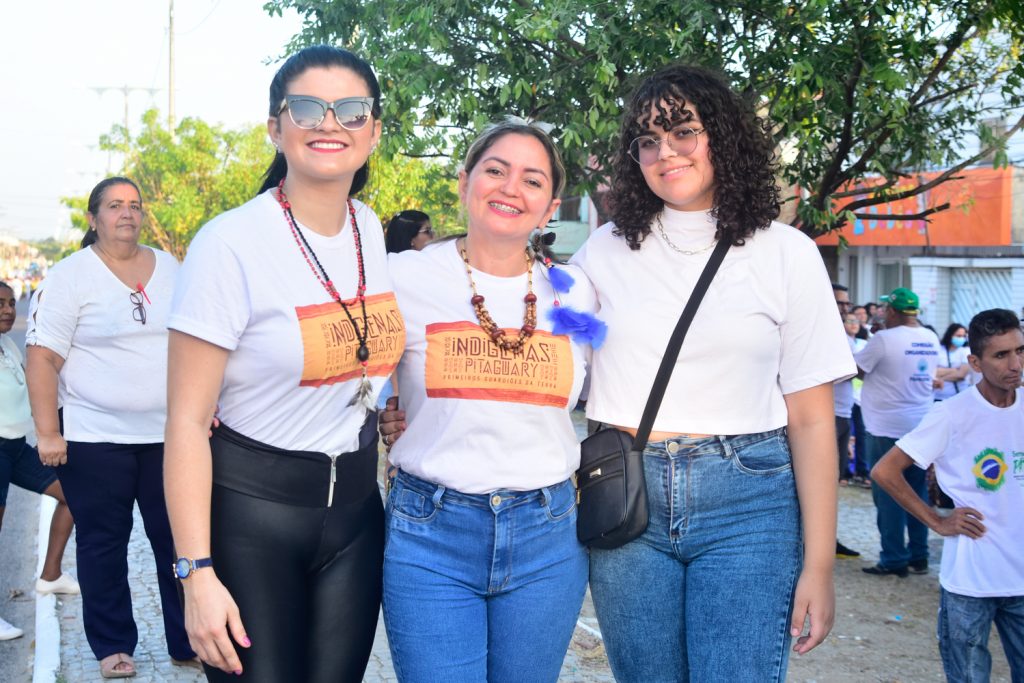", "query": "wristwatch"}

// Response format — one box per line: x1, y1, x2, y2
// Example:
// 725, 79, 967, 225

173, 556, 213, 580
